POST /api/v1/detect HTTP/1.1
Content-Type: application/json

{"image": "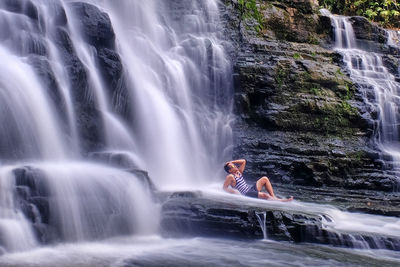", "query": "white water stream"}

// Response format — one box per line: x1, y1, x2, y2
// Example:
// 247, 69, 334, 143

321, 9, 400, 186
0, 1, 399, 264
0, 0, 233, 253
